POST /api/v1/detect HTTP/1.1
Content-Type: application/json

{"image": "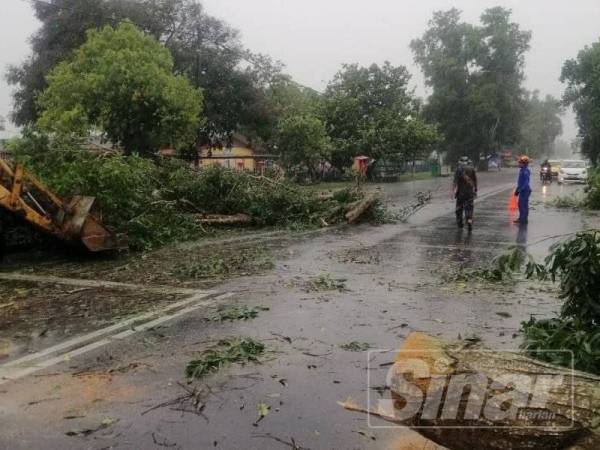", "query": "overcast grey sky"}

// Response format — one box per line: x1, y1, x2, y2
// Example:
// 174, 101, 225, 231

2, 0, 600, 140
